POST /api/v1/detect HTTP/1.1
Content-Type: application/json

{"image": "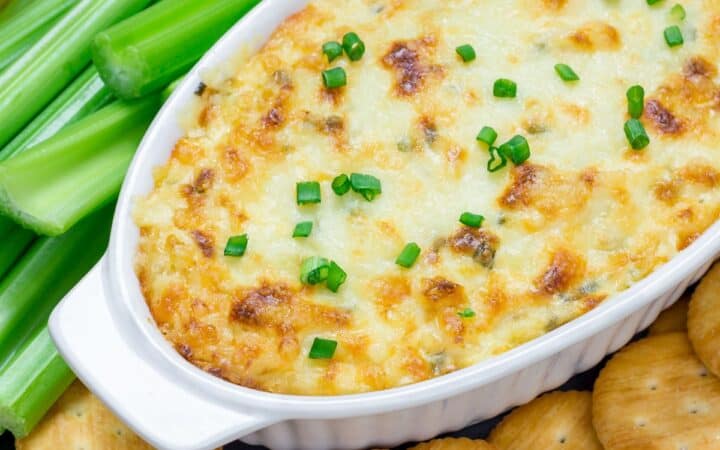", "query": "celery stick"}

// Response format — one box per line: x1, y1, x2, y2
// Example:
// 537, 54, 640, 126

0, 205, 111, 372
0, 16, 59, 73
0, 65, 113, 161
93, 0, 260, 99
0, 95, 160, 236
0, 0, 151, 148
0, 205, 111, 437
0, 224, 33, 280
0, 216, 13, 237
0, 0, 78, 72
0, 216, 34, 280
0, 327, 74, 438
